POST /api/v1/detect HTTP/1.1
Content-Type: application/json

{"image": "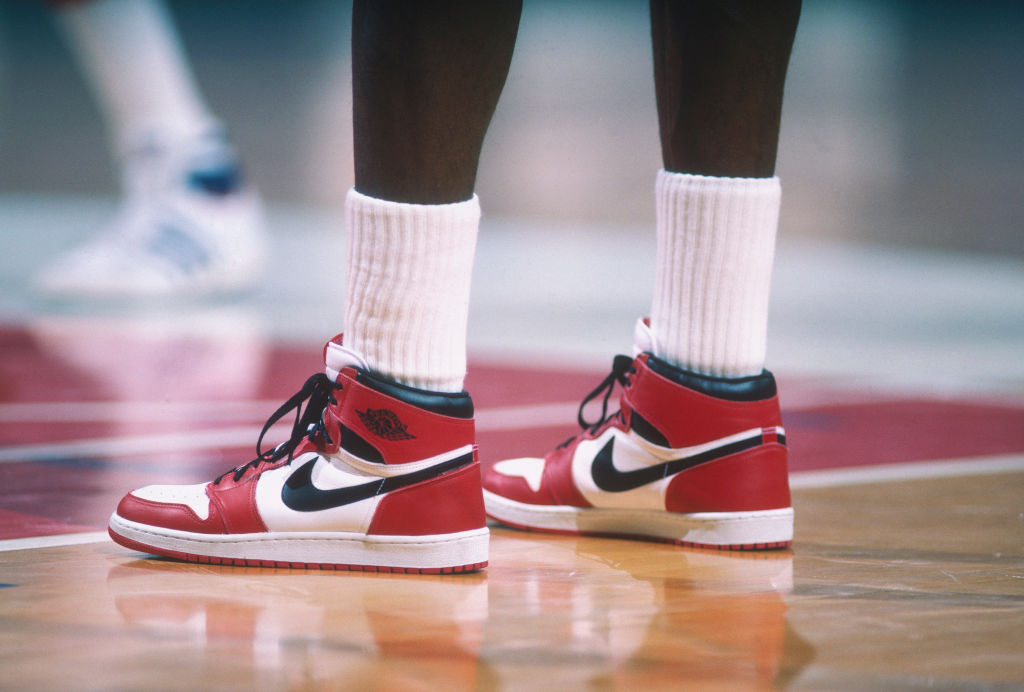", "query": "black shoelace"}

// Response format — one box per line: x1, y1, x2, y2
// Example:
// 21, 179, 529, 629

558, 354, 636, 448
214, 373, 341, 485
